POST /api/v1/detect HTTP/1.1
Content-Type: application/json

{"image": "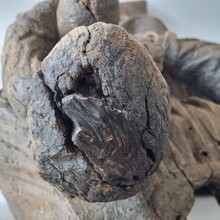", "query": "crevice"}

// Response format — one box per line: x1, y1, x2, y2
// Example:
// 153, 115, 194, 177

200, 150, 208, 157
140, 97, 158, 170
46, 161, 80, 196
146, 148, 156, 163
40, 69, 106, 185
39, 71, 76, 154
170, 145, 194, 190
77, 0, 97, 21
